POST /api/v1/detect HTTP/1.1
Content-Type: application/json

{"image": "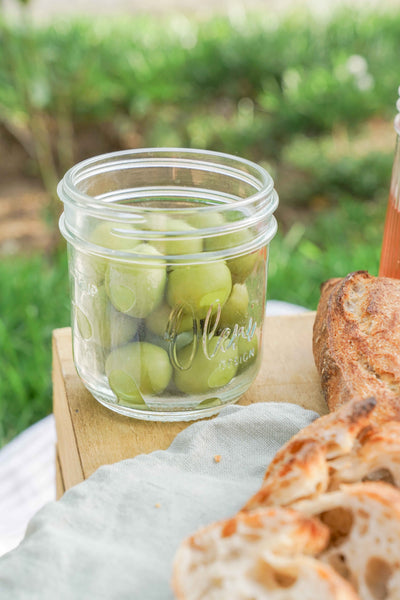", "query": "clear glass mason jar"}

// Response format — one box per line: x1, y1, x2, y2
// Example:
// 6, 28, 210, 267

58, 148, 278, 421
